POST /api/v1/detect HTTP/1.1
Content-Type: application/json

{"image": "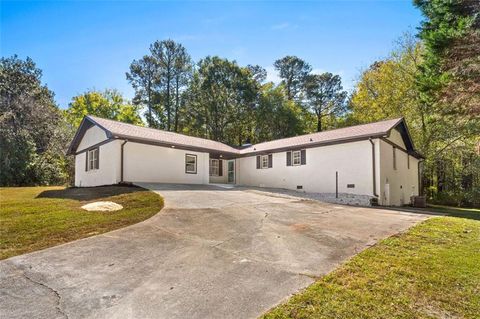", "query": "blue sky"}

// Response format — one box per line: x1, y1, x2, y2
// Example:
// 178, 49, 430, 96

1, 1, 423, 109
